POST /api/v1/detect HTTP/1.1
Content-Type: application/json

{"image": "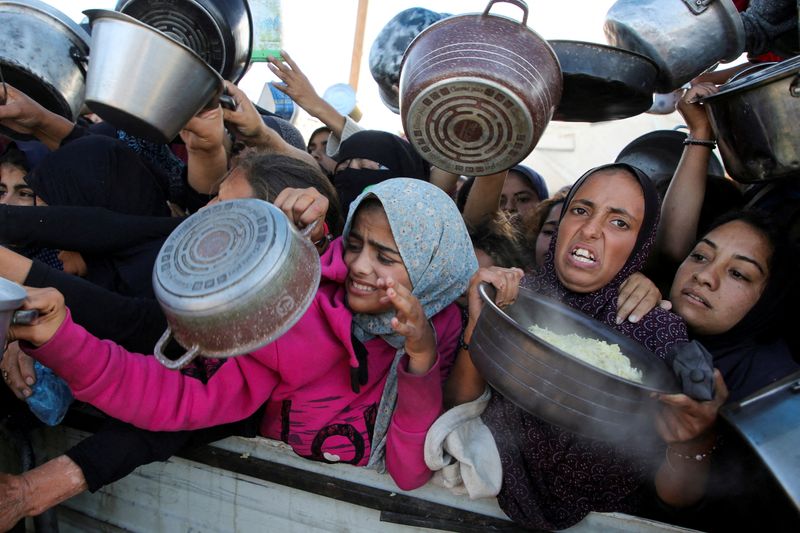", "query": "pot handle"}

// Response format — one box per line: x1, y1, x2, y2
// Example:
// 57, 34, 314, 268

153, 327, 201, 370
299, 218, 319, 238
69, 46, 88, 79
11, 309, 38, 326
726, 62, 775, 84
483, 0, 528, 26
680, 0, 715, 16
790, 74, 800, 98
